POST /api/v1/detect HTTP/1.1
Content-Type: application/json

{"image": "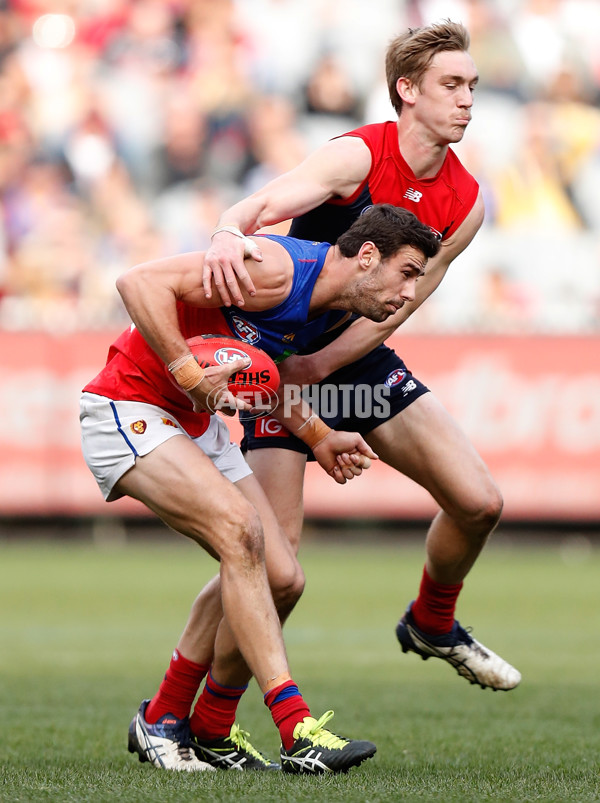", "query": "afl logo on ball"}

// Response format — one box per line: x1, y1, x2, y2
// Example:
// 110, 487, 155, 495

214, 346, 252, 367
384, 368, 406, 388
231, 315, 260, 345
